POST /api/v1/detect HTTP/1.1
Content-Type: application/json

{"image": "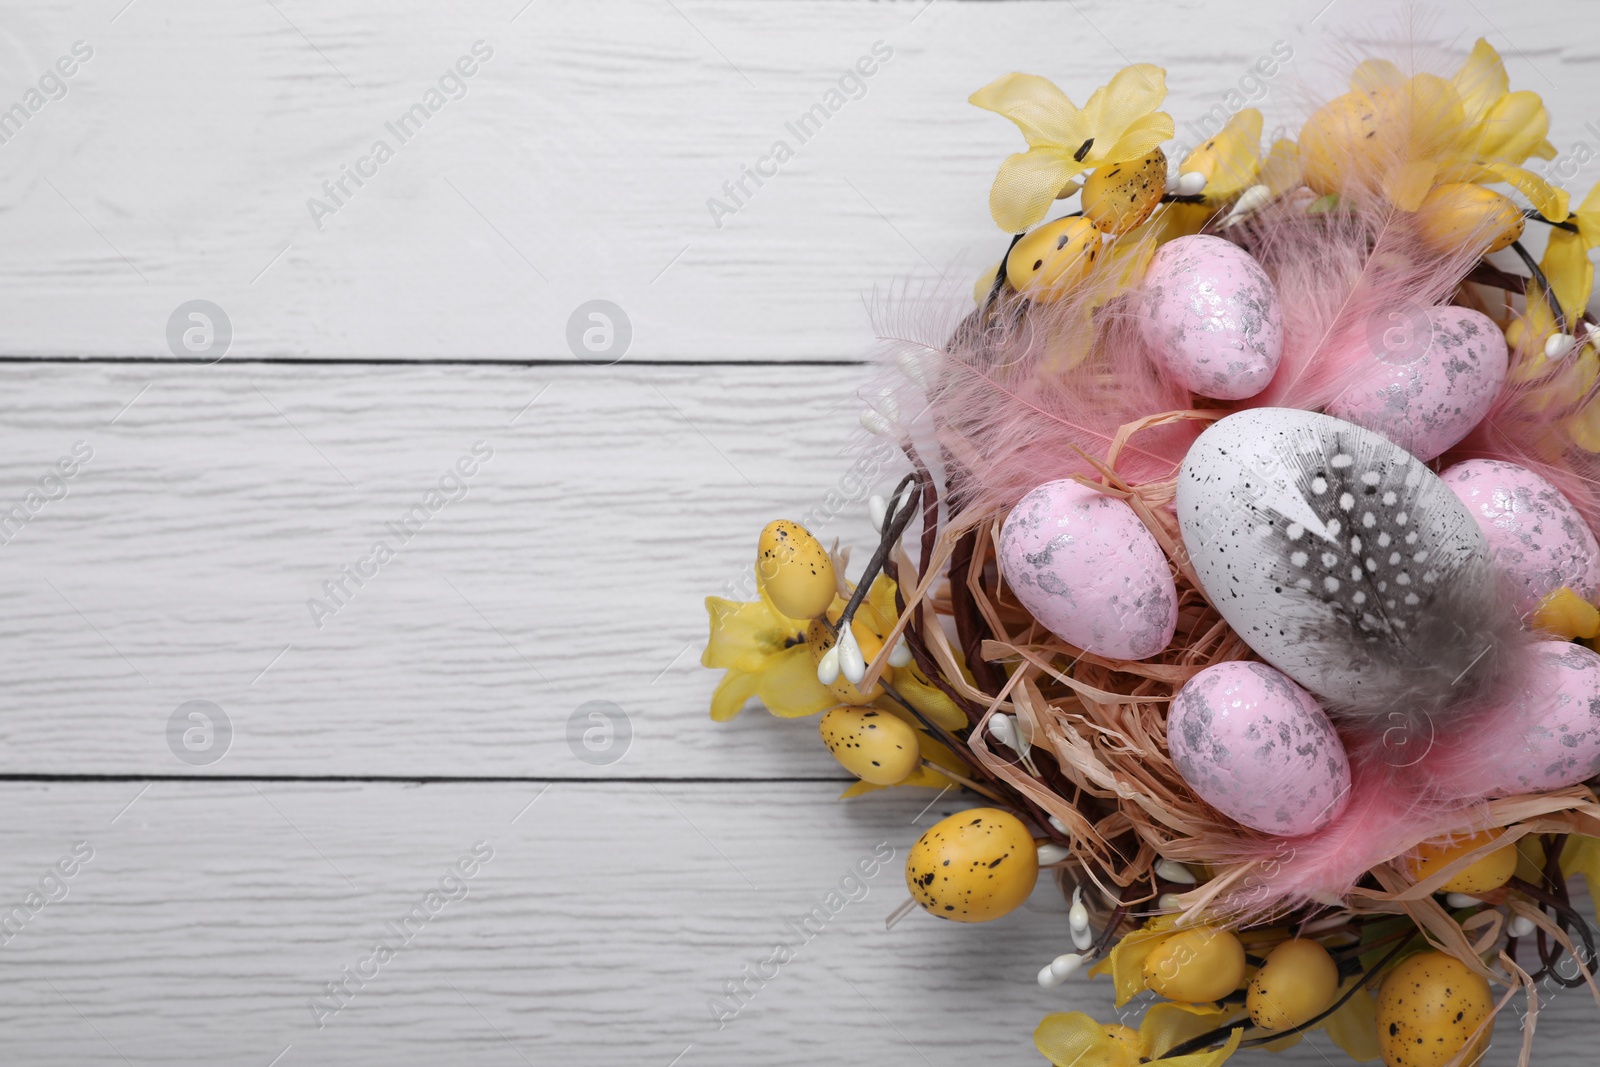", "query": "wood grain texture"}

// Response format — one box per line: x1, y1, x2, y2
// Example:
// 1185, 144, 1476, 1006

0, 780, 1587, 1066
0, 360, 894, 777
0, 0, 1591, 359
